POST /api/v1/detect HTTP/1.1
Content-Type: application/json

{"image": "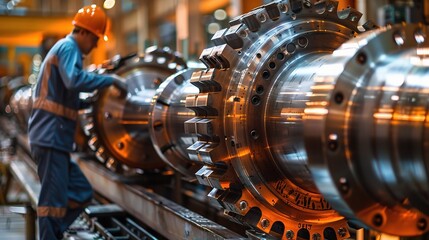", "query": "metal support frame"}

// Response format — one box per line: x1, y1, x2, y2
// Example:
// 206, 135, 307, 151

76, 156, 246, 240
